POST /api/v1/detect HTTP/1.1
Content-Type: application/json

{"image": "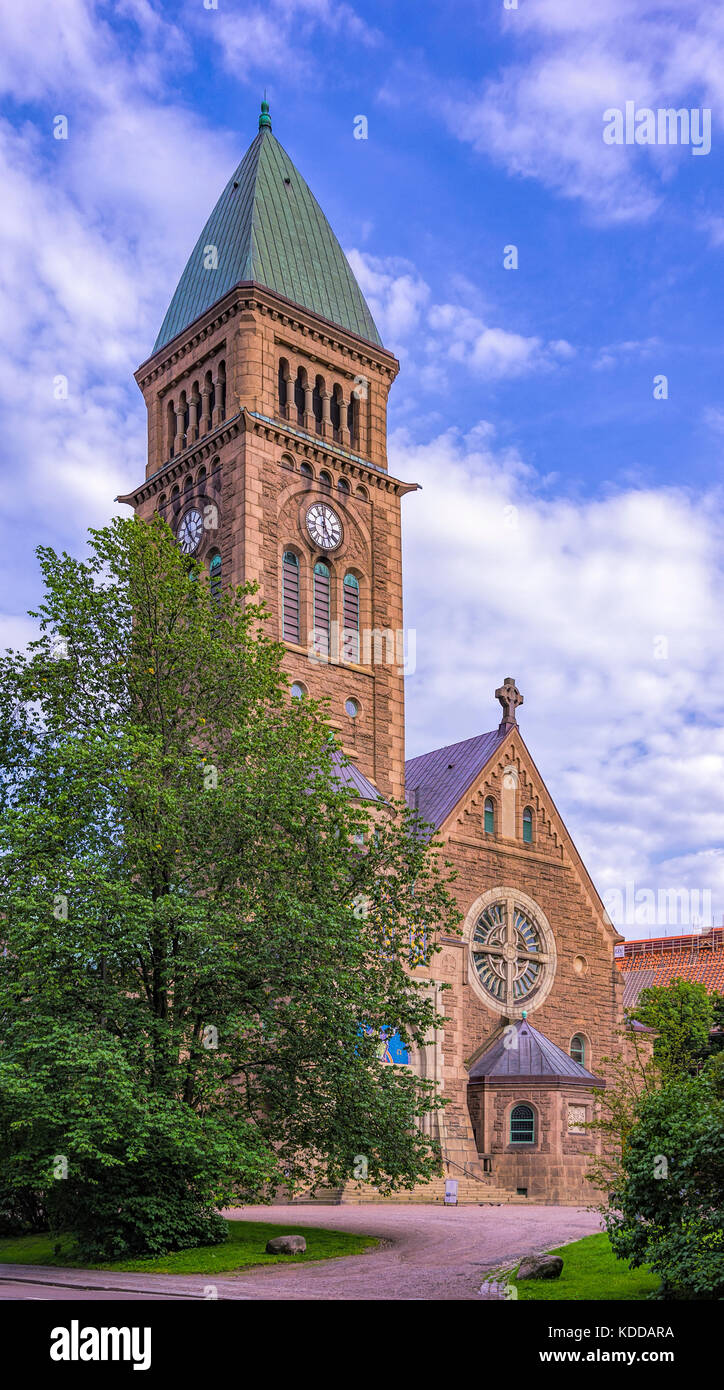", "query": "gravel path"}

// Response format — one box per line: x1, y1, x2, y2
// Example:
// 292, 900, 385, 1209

0, 1204, 601, 1301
